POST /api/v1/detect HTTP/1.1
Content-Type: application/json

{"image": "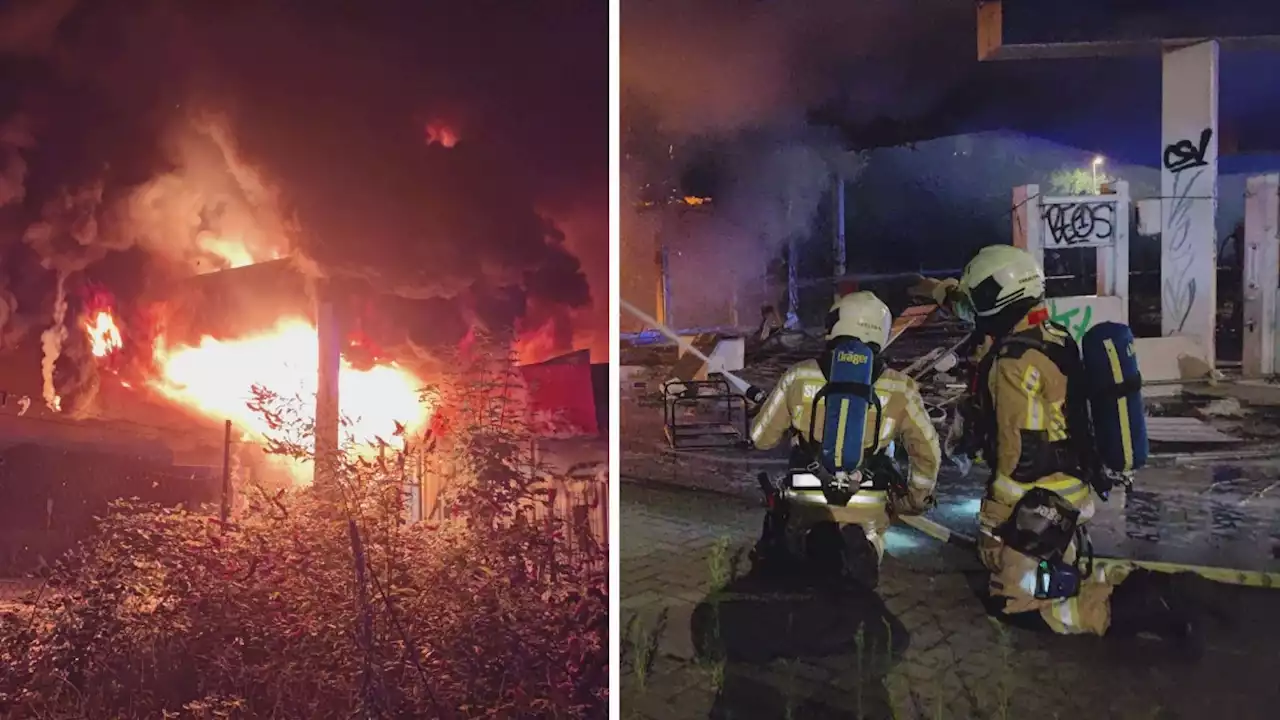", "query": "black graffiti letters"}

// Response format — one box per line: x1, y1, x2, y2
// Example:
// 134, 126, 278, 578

1041, 201, 1114, 247
1162, 165, 1201, 333
1163, 128, 1213, 173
